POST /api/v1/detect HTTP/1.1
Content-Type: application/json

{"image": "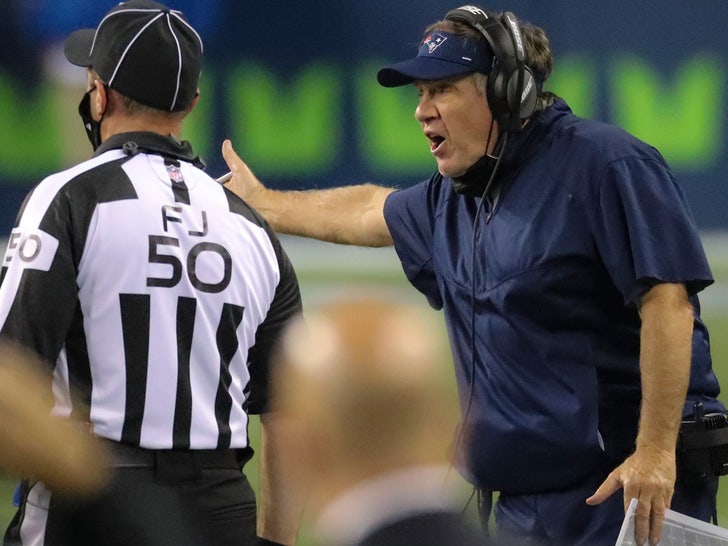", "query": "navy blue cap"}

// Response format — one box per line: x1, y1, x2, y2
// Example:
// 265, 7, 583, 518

378, 31, 494, 87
